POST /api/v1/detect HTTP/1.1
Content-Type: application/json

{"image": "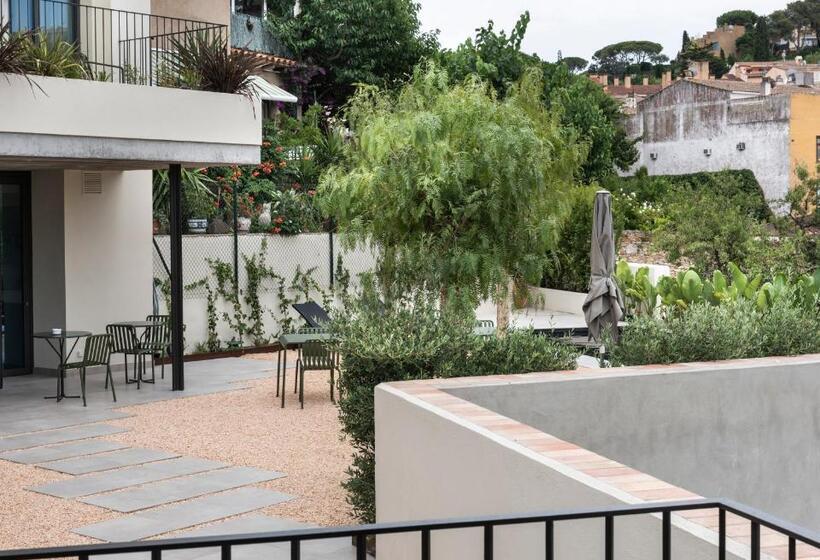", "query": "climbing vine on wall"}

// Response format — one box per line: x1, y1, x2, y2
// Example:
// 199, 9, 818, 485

156, 236, 354, 354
